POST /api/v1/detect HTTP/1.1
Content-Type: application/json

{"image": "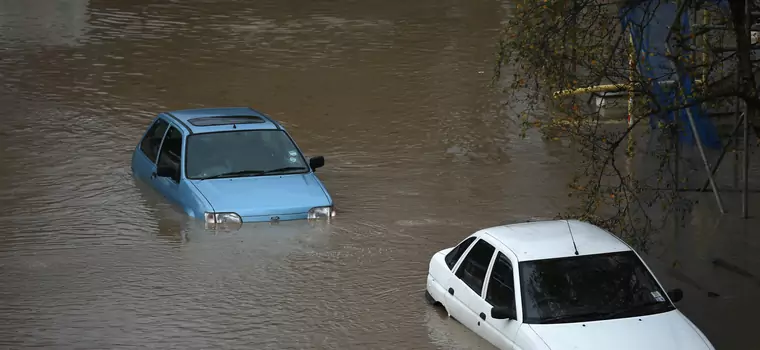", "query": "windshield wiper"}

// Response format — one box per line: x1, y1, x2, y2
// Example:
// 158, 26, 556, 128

540, 311, 613, 324
604, 301, 672, 319
200, 169, 265, 180
199, 167, 307, 180
261, 166, 308, 175
541, 302, 672, 324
